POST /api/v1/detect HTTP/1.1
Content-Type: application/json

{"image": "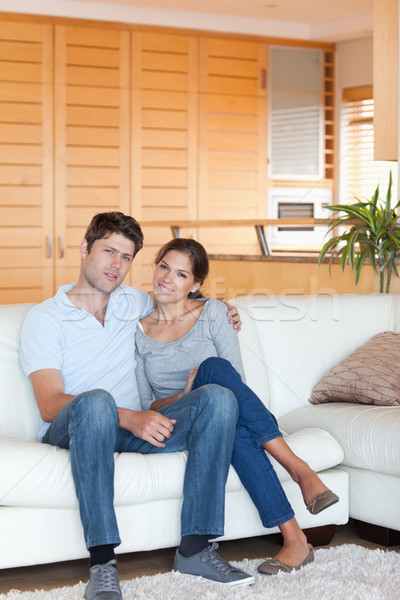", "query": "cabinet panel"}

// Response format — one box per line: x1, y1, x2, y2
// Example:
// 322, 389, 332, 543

0, 21, 53, 304
131, 31, 198, 291
0, 40, 42, 62
0, 15, 336, 302
0, 123, 43, 144
197, 37, 268, 255
373, 0, 398, 160
54, 25, 131, 289
0, 103, 42, 123
0, 81, 42, 103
